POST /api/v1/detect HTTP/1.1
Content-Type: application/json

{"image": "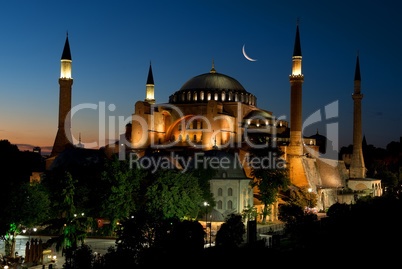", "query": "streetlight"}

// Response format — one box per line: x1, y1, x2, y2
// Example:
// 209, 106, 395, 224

204, 202, 209, 246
